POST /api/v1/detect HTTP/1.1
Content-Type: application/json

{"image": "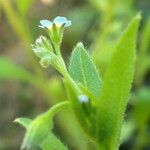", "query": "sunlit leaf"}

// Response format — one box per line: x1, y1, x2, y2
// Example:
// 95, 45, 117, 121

96, 13, 141, 149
